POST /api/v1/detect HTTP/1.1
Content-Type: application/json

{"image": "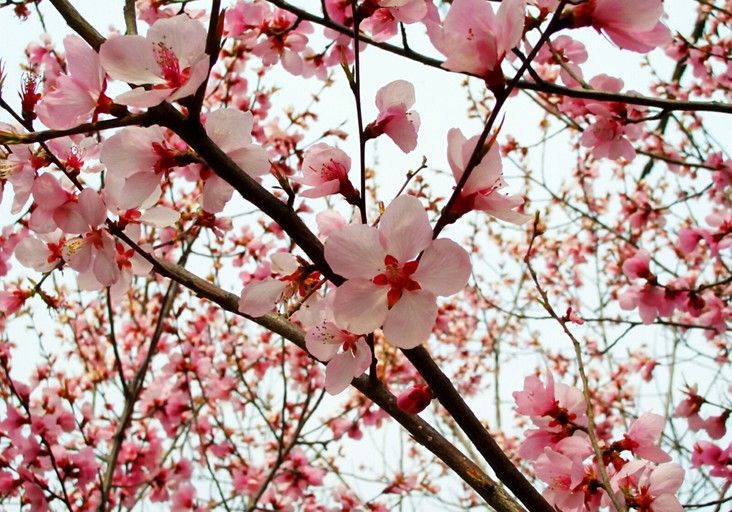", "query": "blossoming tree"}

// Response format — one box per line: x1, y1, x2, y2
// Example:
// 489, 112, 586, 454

0, 0, 730, 510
